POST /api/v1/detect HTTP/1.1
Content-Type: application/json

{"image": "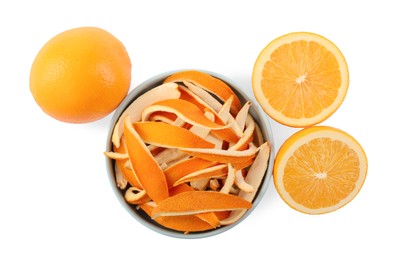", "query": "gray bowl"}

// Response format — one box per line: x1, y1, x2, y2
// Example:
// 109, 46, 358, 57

105, 69, 275, 238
